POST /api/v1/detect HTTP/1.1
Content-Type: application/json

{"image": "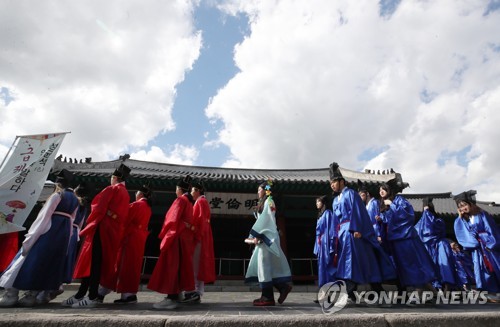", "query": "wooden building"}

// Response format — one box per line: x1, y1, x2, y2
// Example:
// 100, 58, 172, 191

29, 156, 499, 282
